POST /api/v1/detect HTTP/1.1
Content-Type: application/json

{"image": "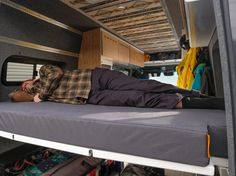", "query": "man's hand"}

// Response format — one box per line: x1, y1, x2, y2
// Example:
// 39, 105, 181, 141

34, 93, 42, 103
